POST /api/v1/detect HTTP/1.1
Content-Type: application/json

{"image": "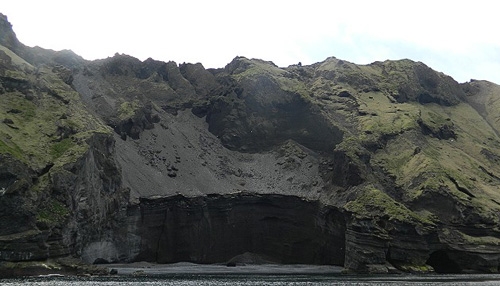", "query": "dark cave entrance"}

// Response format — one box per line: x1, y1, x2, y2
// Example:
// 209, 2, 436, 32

426, 250, 461, 273
134, 194, 347, 266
